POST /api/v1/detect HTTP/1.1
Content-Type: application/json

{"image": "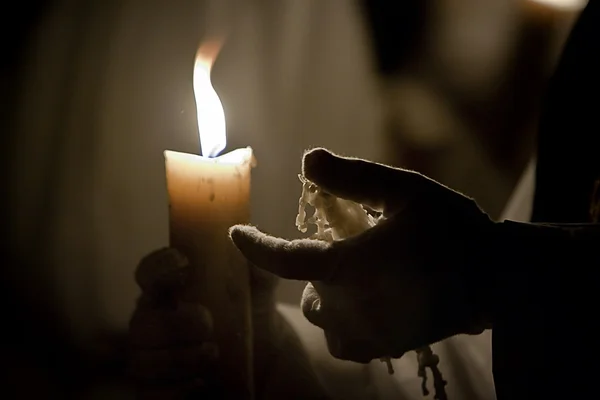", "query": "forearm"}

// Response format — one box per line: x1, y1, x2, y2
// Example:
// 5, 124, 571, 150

485, 220, 600, 323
